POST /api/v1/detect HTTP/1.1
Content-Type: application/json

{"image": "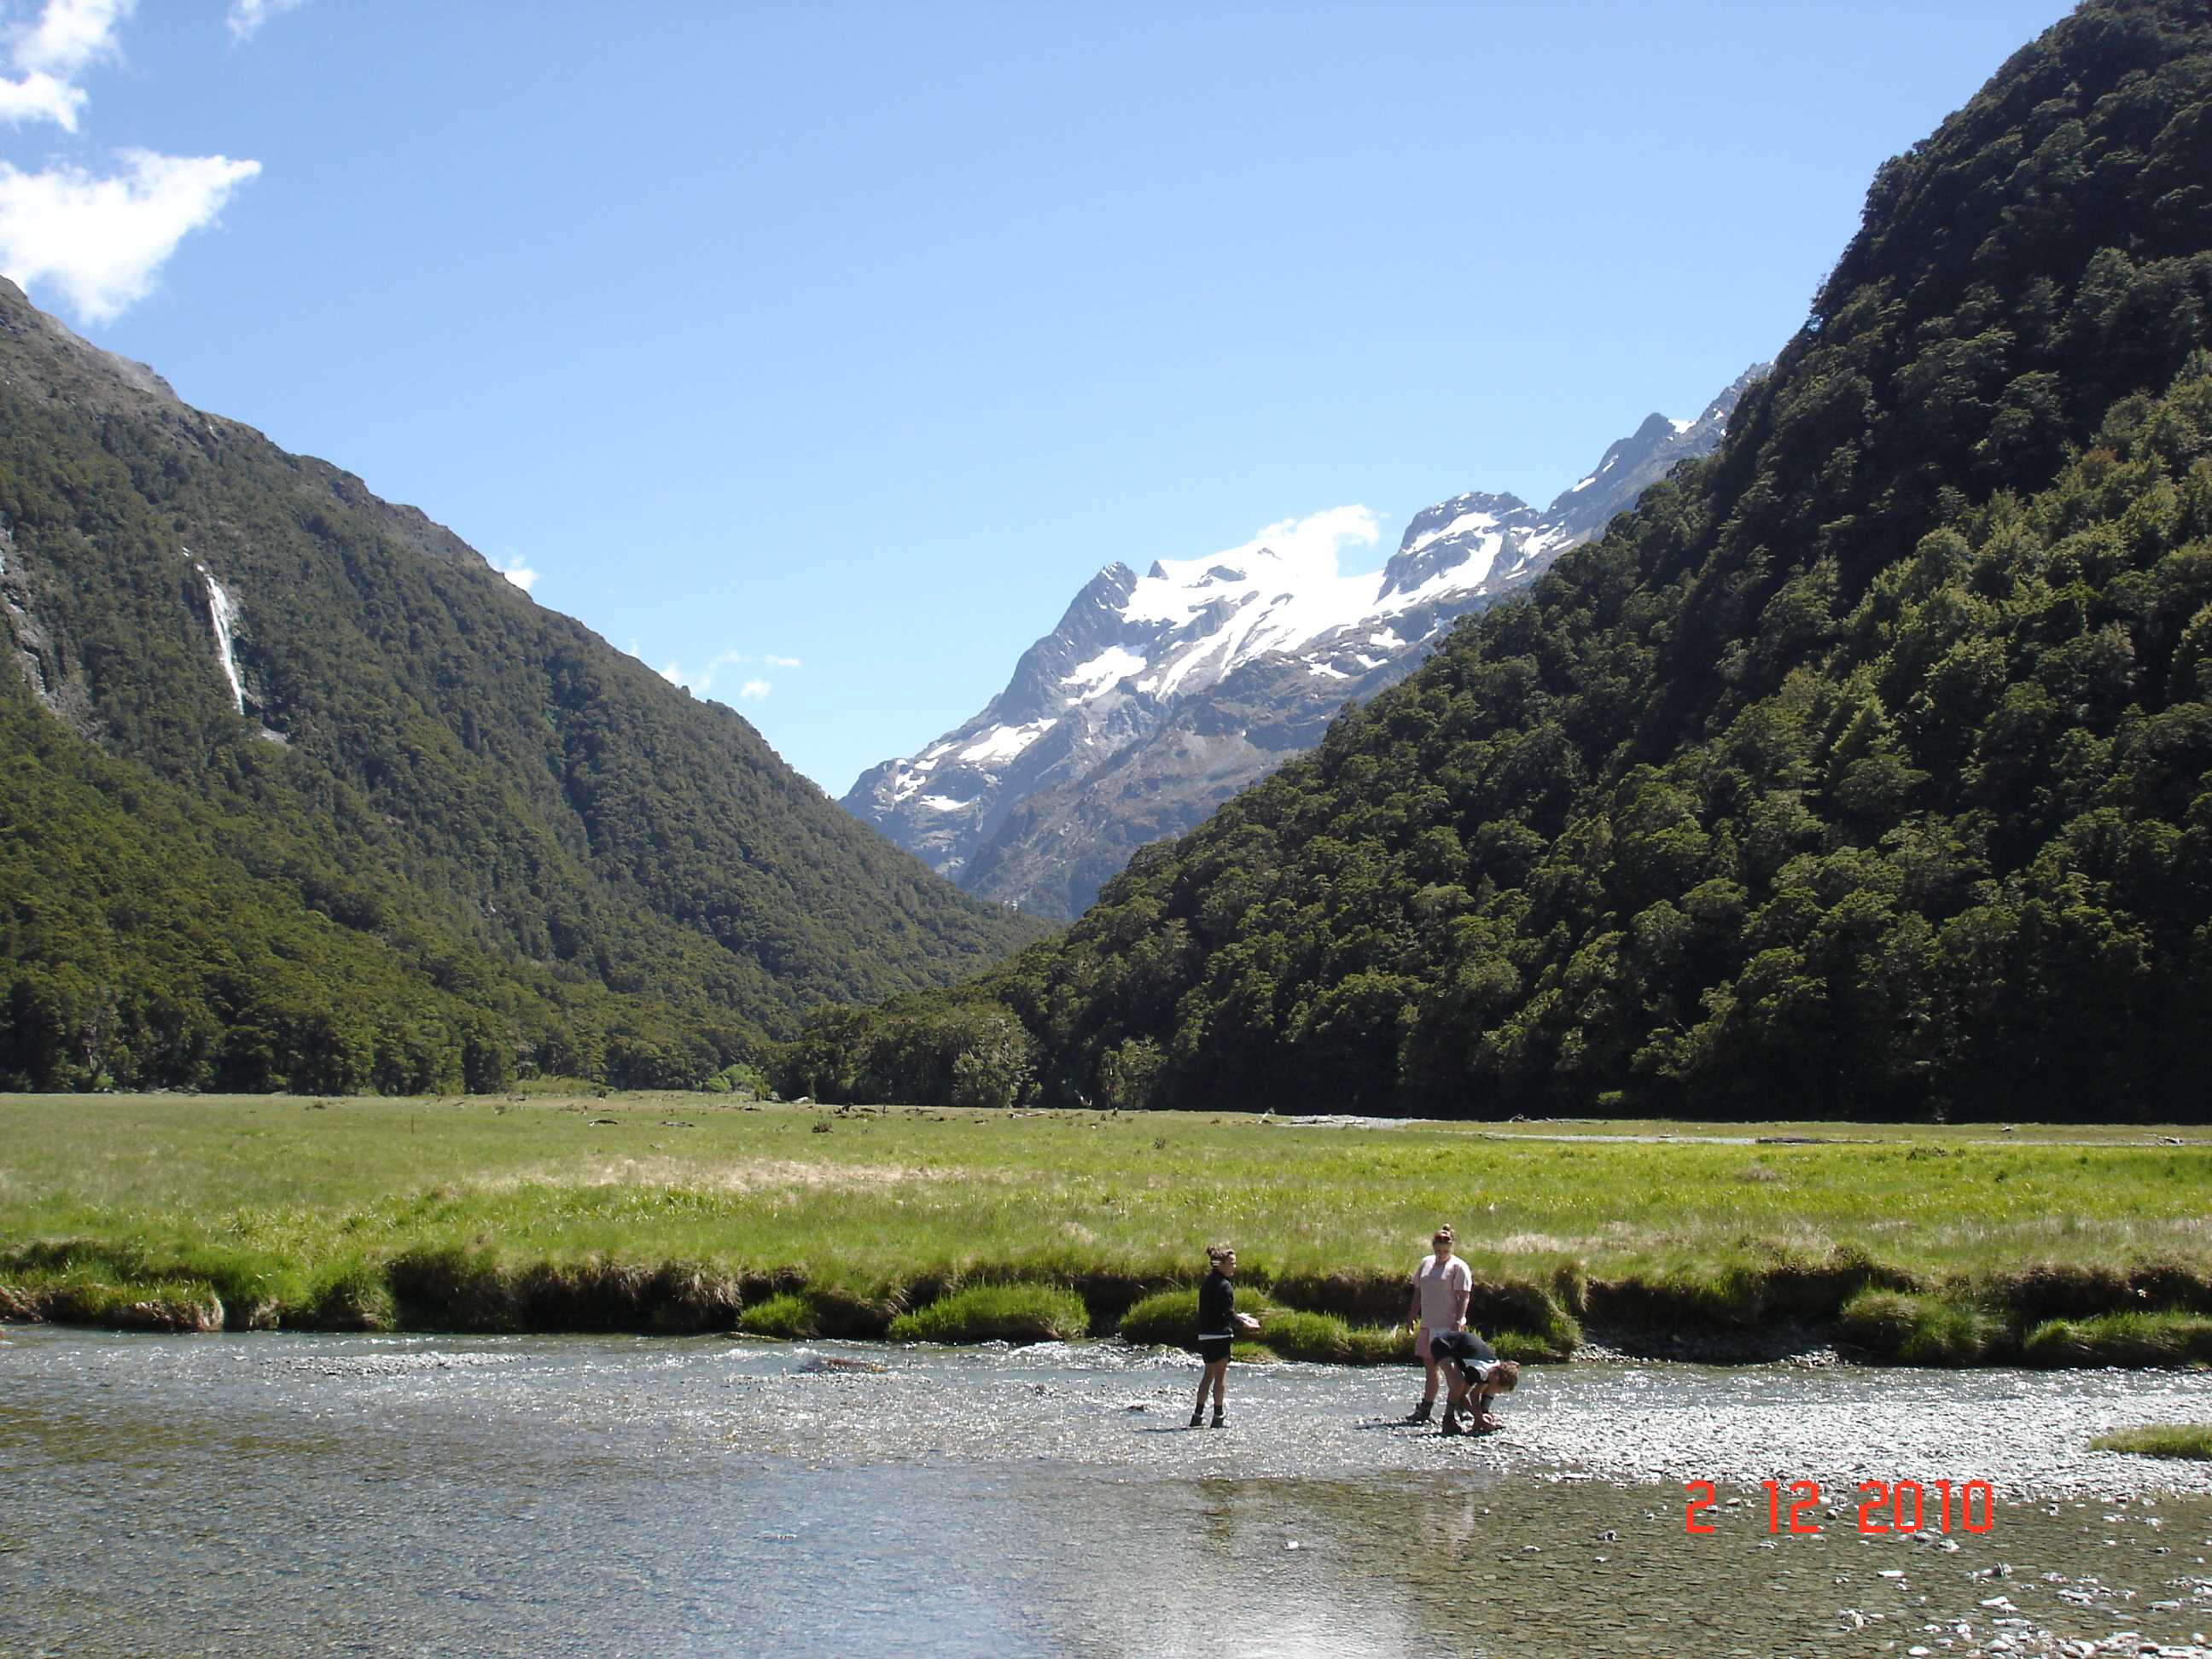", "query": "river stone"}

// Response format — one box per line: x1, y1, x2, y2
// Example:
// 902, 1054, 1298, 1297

798, 1355, 888, 1376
